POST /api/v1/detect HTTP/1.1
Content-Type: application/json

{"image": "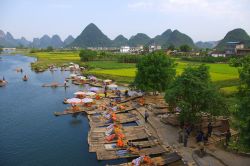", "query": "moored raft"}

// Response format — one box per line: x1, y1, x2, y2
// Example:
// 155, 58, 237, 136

96, 145, 167, 160
107, 152, 183, 166
54, 106, 96, 116
42, 82, 69, 88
